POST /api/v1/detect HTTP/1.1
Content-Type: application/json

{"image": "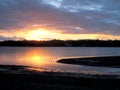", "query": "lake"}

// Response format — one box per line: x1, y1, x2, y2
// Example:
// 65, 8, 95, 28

0, 47, 120, 75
